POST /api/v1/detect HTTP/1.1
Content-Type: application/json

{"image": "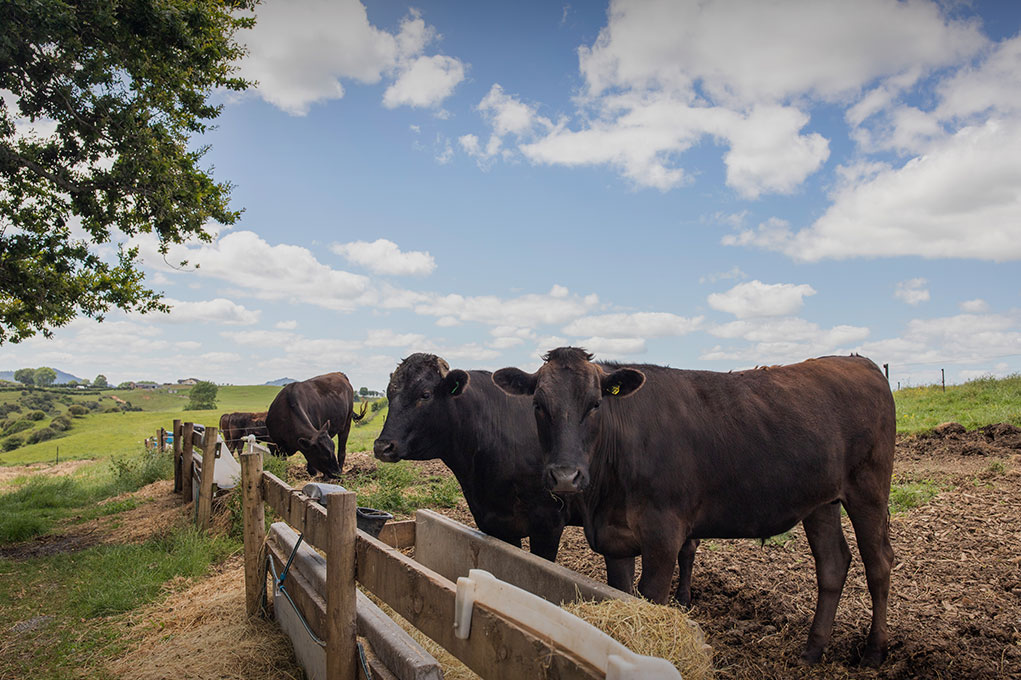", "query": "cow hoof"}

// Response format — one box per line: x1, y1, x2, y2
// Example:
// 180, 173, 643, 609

673, 591, 692, 607
799, 648, 823, 666
860, 647, 887, 668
